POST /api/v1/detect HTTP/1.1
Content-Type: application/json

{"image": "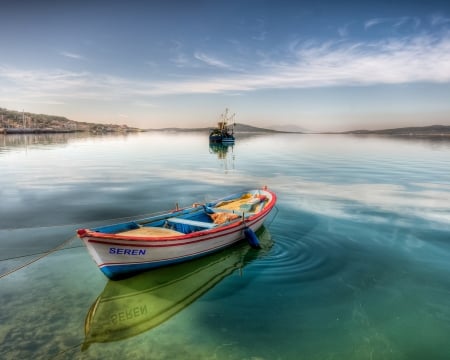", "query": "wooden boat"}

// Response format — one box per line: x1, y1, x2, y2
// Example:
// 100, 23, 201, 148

77, 187, 276, 280
82, 226, 272, 349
